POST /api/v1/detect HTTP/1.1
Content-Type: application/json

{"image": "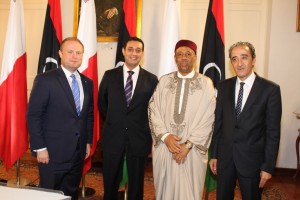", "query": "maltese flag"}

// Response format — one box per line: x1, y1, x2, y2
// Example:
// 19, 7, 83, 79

77, 0, 100, 175
0, 0, 28, 170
